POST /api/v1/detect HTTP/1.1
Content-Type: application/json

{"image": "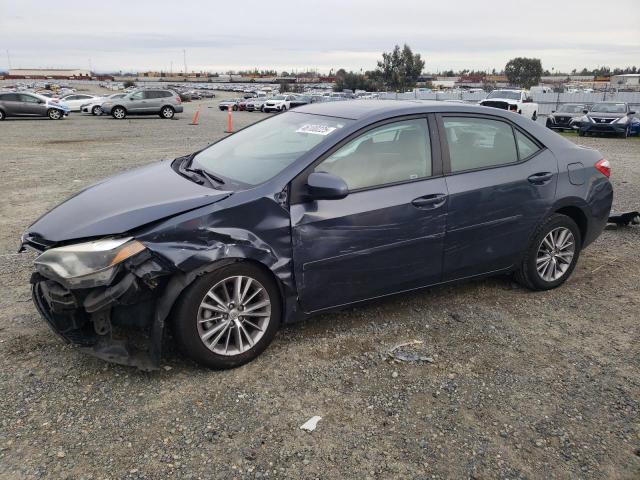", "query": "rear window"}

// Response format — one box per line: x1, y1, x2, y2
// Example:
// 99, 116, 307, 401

0, 93, 20, 101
